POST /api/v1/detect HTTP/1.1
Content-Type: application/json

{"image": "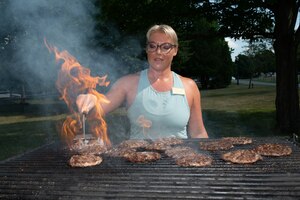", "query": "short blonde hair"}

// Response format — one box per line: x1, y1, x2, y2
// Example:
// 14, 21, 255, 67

146, 24, 178, 46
